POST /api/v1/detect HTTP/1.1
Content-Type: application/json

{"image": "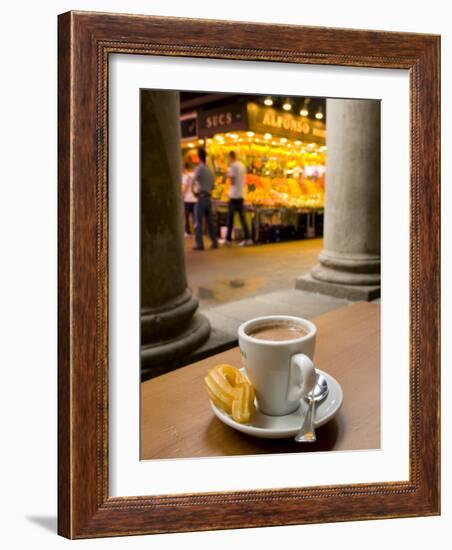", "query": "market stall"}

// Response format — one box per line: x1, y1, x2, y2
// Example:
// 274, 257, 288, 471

181, 99, 326, 243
